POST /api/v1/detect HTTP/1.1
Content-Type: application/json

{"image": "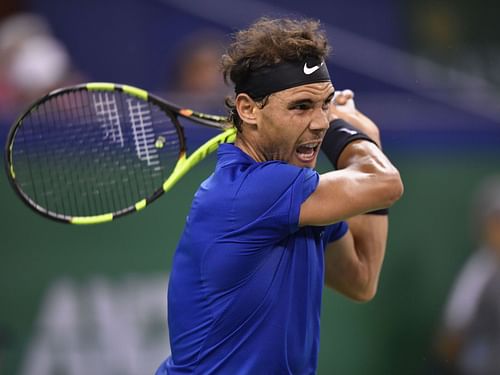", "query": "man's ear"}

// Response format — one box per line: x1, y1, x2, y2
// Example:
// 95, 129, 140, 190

235, 94, 258, 126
